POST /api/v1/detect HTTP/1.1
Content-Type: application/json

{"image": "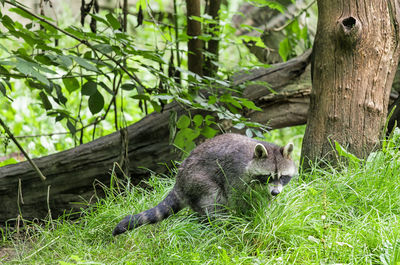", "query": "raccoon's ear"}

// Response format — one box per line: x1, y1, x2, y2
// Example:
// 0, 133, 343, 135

282, 143, 294, 159
254, 144, 268, 158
